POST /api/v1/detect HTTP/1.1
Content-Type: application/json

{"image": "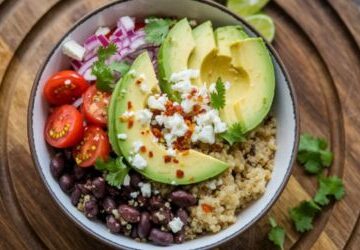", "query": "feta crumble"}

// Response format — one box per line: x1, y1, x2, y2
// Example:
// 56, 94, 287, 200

171, 80, 193, 94
168, 217, 184, 233
130, 154, 147, 170
132, 141, 144, 153
181, 99, 196, 113
62, 40, 86, 61
136, 109, 153, 125
163, 113, 188, 137
166, 148, 176, 157
140, 183, 152, 197
123, 174, 130, 186
130, 191, 139, 198
147, 95, 168, 111
170, 69, 199, 82
117, 133, 127, 140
